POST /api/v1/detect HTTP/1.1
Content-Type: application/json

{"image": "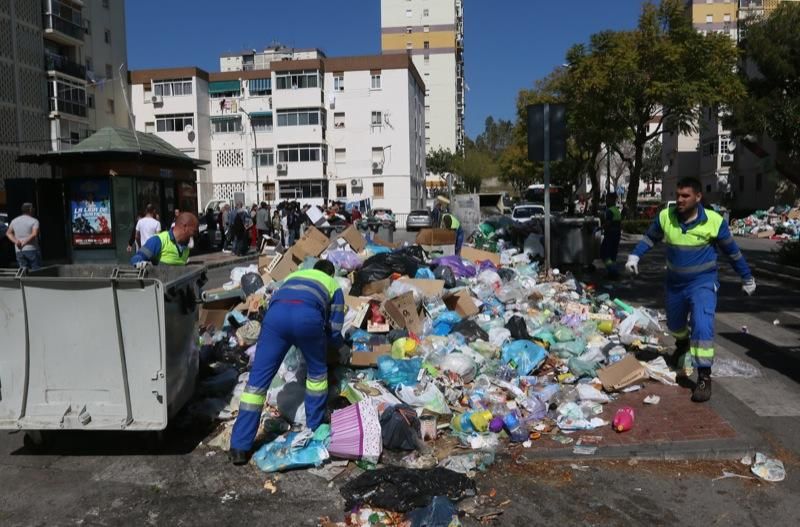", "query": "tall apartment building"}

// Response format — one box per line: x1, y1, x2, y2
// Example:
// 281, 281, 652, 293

0, 0, 129, 206
129, 53, 427, 218
380, 0, 464, 156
